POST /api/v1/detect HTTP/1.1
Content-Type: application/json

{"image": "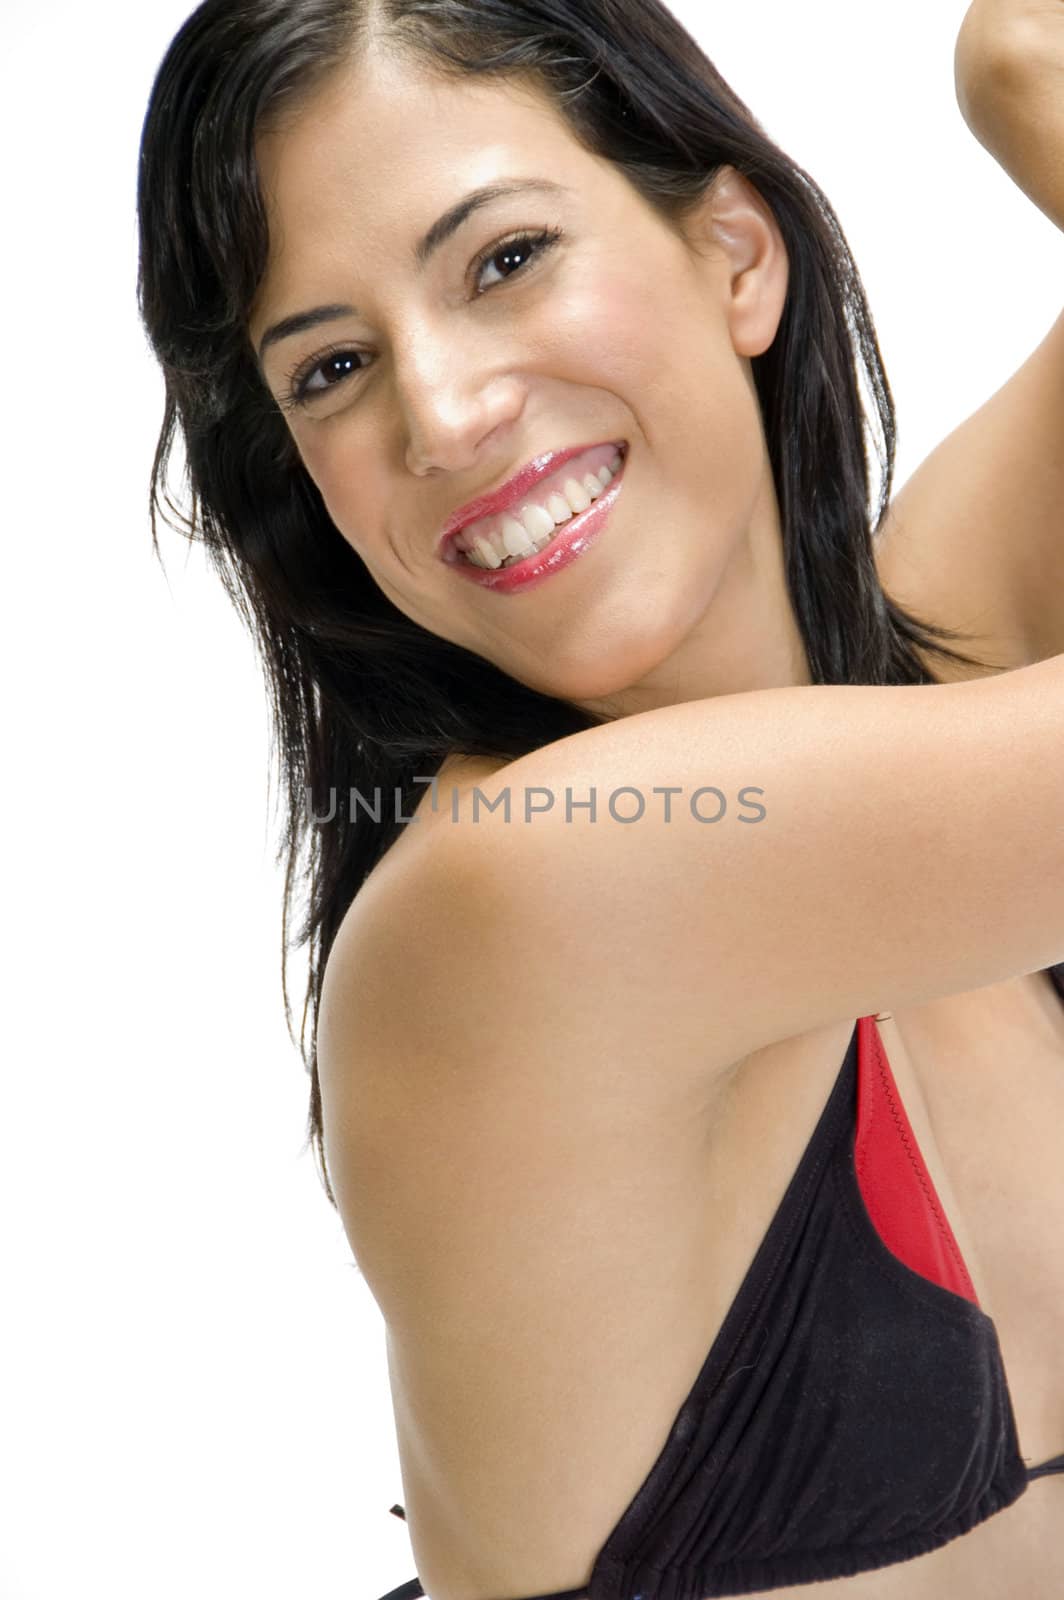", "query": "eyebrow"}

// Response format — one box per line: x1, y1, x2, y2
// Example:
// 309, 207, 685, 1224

255, 177, 570, 366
